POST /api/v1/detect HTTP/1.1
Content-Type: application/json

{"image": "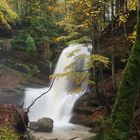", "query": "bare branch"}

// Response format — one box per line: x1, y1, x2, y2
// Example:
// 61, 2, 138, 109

26, 78, 56, 113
